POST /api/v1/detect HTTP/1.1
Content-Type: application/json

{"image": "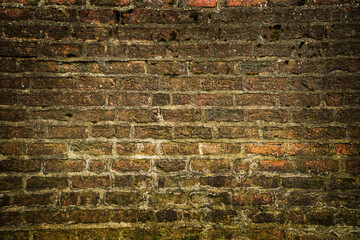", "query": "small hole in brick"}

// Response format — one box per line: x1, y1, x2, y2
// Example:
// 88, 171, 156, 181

65, 113, 73, 117
67, 54, 76, 58
284, 60, 289, 64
